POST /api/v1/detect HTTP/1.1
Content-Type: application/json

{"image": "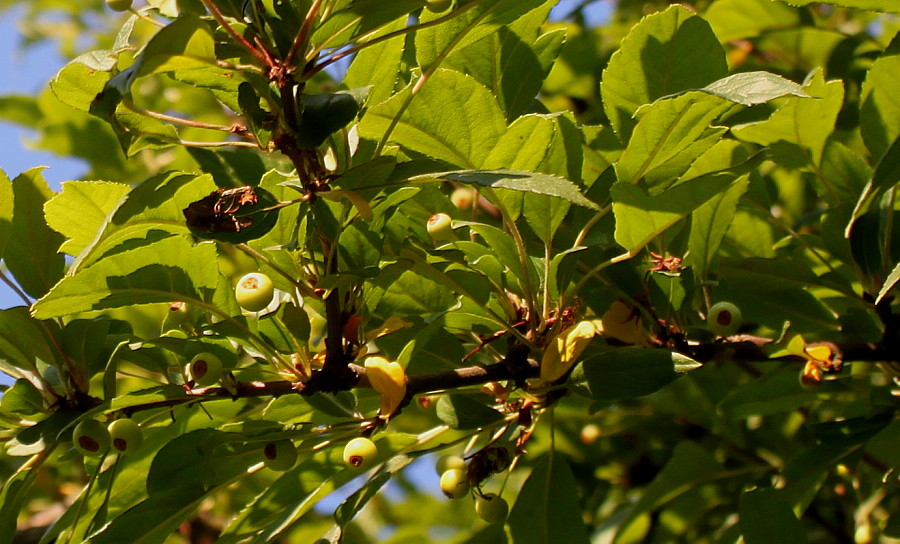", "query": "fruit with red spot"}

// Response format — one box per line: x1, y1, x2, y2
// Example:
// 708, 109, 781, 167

262, 440, 298, 471
427, 213, 454, 241
167, 301, 191, 325
435, 454, 465, 475
707, 301, 742, 337
440, 467, 469, 499
73, 420, 110, 457
235, 272, 275, 312
108, 419, 143, 455
475, 493, 508, 524
186, 352, 223, 386
343, 437, 377, 470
